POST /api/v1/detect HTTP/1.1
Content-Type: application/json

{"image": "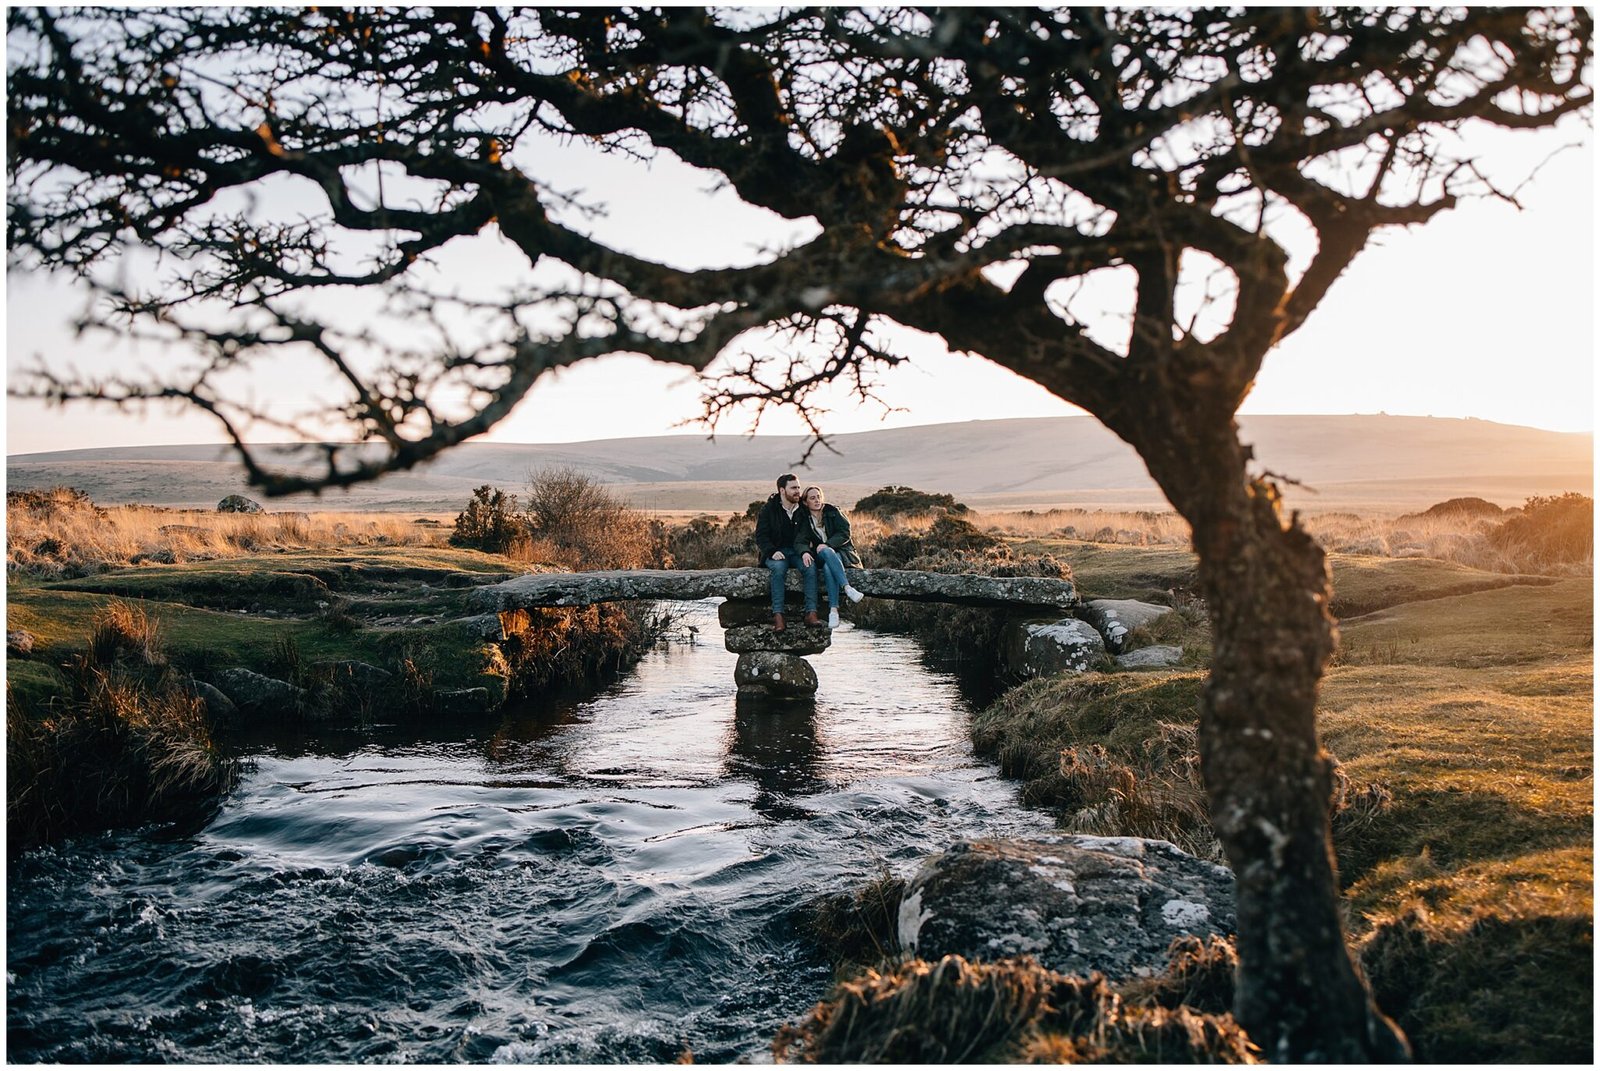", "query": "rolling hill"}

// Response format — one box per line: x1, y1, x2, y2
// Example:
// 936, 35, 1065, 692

7, 415, 1592, 516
